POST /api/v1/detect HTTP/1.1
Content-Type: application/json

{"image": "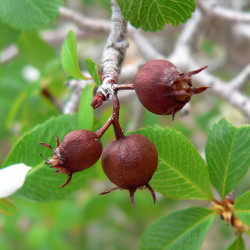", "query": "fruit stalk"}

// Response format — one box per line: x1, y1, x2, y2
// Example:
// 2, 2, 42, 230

111, 93, 124, 140
95, 93, 124, 139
